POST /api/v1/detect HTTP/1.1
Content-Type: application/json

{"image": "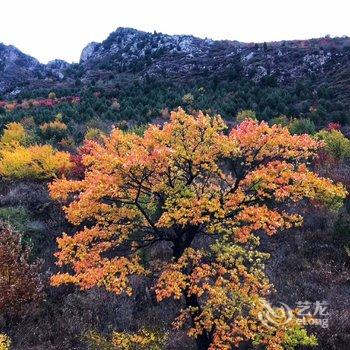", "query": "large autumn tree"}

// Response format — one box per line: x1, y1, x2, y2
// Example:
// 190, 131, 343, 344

50, 109, 346, 350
